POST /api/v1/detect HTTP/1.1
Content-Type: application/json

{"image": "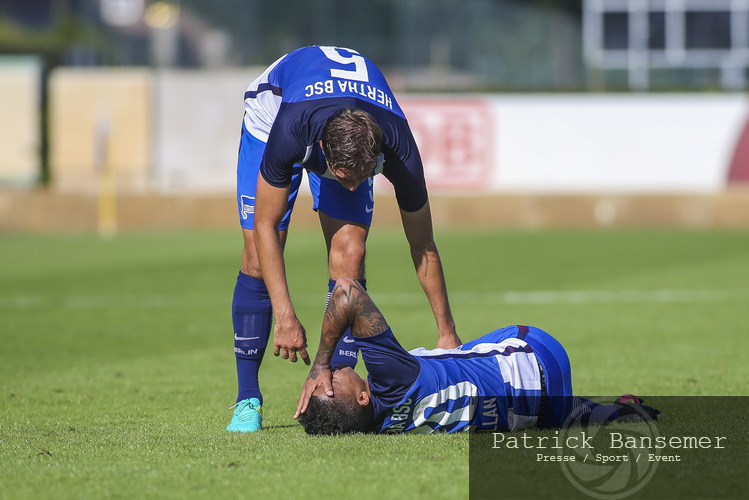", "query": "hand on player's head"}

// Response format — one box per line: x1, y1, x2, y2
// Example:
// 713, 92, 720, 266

298, 366, 374, 434
298, 390, 374, 435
